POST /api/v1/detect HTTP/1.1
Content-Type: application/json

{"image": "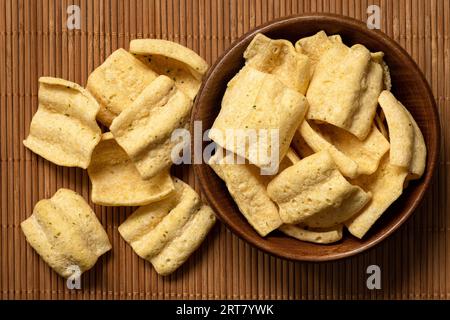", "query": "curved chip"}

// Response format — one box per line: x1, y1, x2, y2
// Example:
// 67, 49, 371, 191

209, 151, 282, 236
135, 53, 202, 100
306, 43, 384, 140
21, 188, 111, 278
118, 178, 216, 276
302, 182, 370, 228
110, 75, 192, 180
404, 107, 427, 179
378, 91, 413, 168
130, 38, 209, 80
151, 205, 216, 276
279, 224, 343, 244
86, 48, 158, 126
244, 33, 311, 94
378, 90, 426, 179
267, 150, 371, 225
346, 154, 408, 238
209, 66, 308, 170
23, 77, 101, 169
294, 30, 342, 74
297, 32, 386, 82
300, 121, 390, 178
87, 133, 174, 206
298, 120, 359, 178
119, 178, 199, 259
318, 123, 390, 176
